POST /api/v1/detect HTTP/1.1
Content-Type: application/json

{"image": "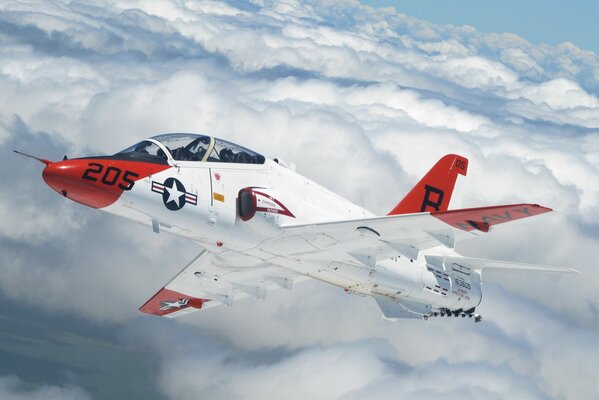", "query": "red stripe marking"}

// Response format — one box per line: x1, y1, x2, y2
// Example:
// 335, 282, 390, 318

253, 190, 295, 218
